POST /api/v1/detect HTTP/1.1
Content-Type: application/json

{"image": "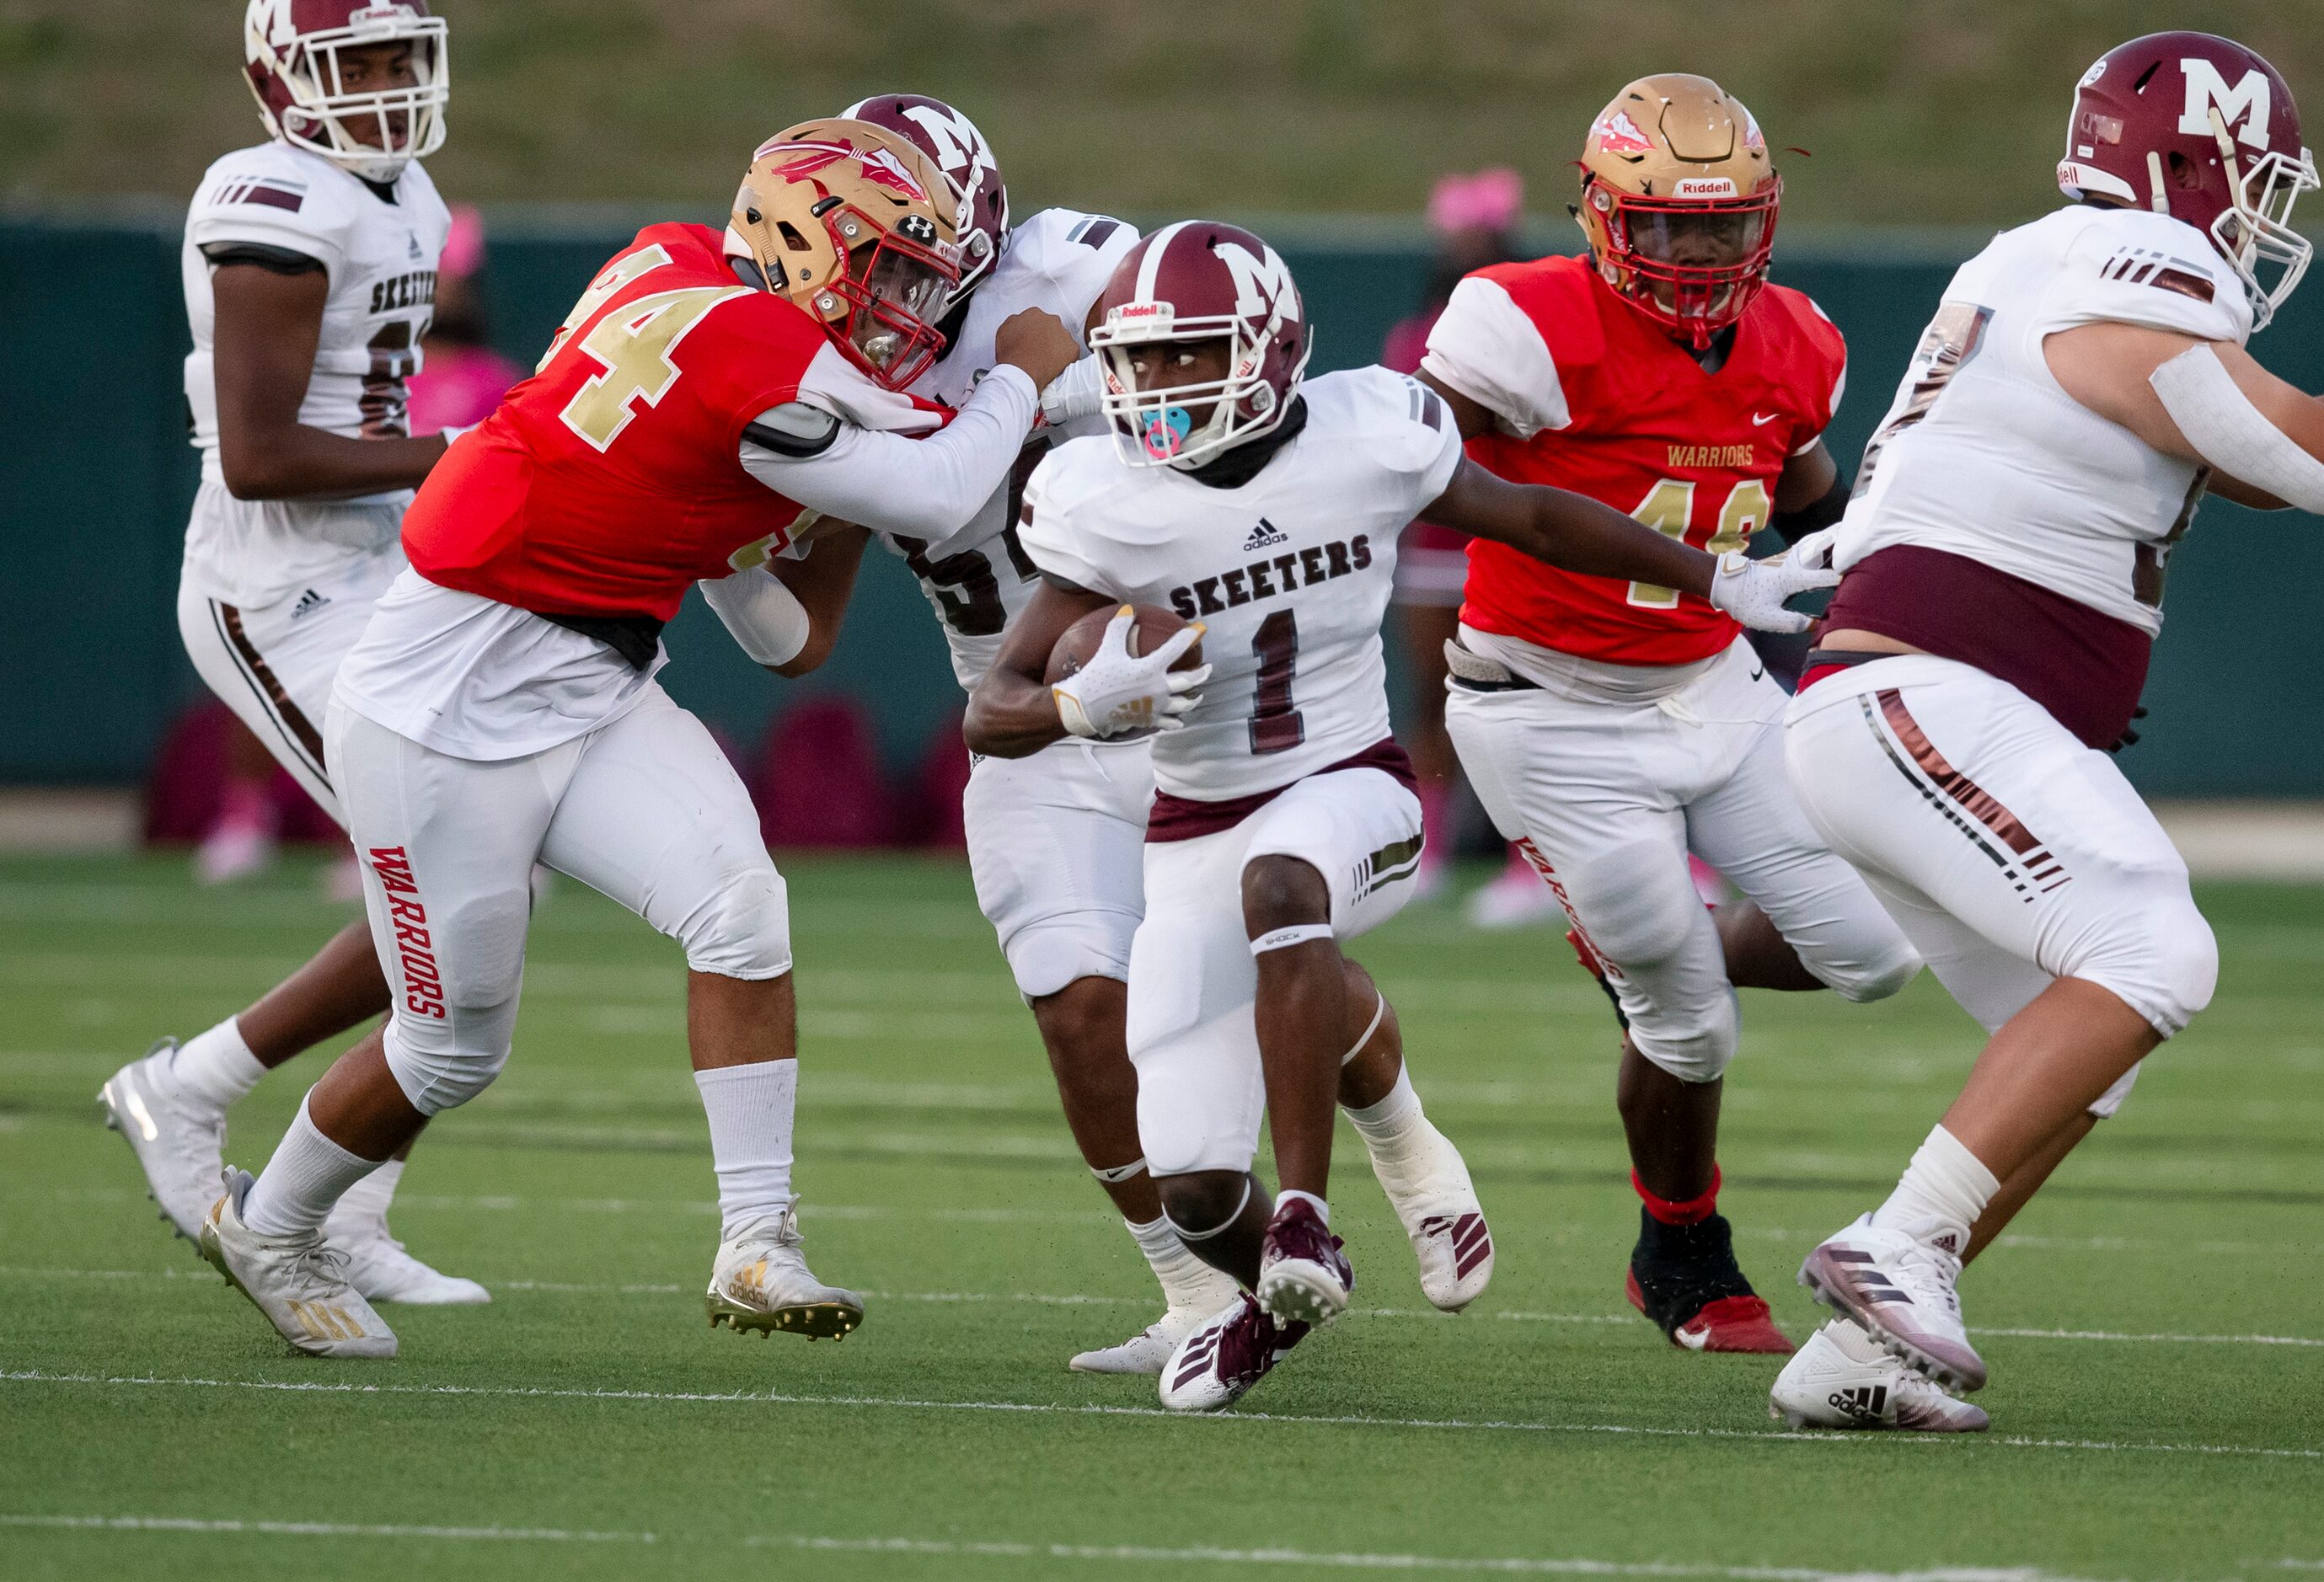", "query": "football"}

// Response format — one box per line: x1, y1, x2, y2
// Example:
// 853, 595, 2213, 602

1043, 602, 1203, 686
